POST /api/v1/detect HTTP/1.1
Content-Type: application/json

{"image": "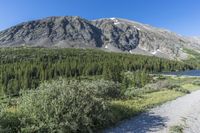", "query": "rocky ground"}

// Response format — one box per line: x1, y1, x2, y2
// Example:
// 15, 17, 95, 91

104, 90, 200, 133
